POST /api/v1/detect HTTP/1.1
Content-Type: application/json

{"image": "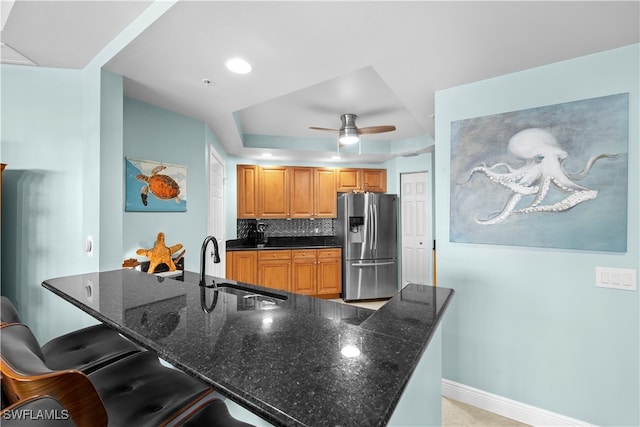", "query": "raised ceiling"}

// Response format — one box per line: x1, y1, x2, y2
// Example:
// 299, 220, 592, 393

2, 1, 639, 163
